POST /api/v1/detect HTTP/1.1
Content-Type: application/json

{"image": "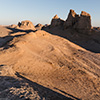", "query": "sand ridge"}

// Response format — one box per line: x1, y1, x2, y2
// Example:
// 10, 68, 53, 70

0, 25, 100, 99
